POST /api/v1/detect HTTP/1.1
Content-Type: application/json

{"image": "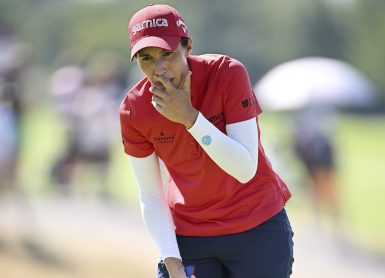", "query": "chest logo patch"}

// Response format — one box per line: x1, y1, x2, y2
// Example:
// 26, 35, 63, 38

153, 131, 175, 144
